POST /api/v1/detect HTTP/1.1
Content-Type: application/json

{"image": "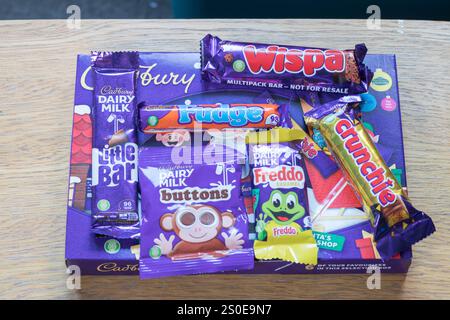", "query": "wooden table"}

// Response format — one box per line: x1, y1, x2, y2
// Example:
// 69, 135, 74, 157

0, 19, 449, 300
